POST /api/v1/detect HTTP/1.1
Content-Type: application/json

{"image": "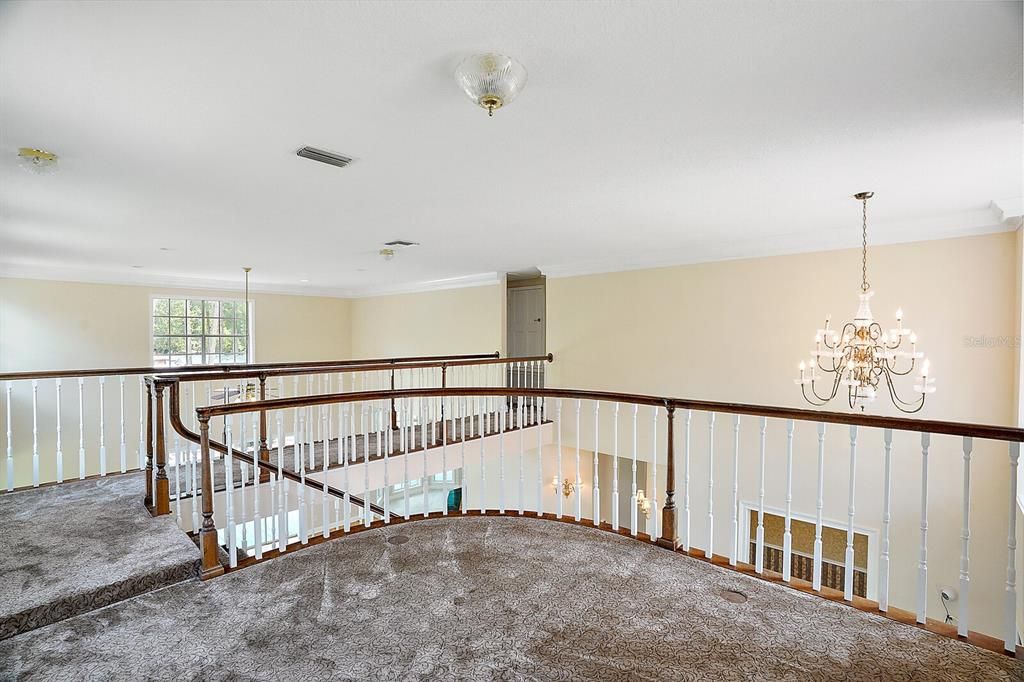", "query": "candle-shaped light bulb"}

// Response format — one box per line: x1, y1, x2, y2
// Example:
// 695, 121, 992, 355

921, 359, 930, 377
896, 307, 903, 321
552, 476, 559, 487
799, 361, 806, 373
910, 332, 918, 345
824, 315, 831, 330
